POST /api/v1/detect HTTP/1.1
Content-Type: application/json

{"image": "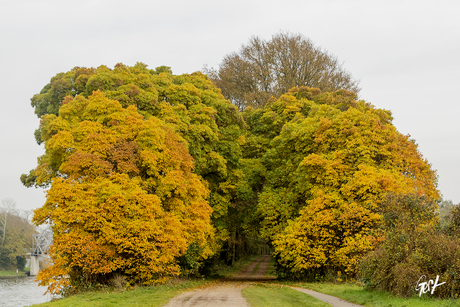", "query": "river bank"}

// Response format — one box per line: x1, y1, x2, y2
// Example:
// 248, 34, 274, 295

0, 269, 29, 277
